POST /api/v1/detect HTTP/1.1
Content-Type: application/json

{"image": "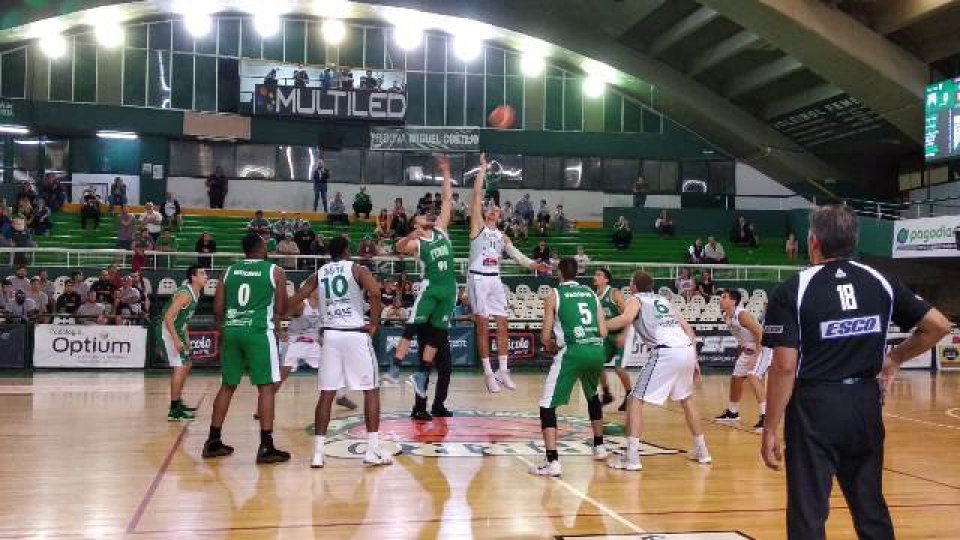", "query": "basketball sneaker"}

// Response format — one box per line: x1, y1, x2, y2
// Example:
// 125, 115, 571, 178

494, 369, 517, 391
180, 403, 197, 412
688, 445, 713, 464
607, 454, 643, 471
363, 448, 394, 467
408, 372, 429, 398
256, 445, 291, 464
311, 450, 324, 468
430, 406, 453, 418
410, 409, 433, 422
753, 414, 765, 432
601, 392, 614, 406
336, 395, 358, 410
593, 444, 610, 461
201, 439, 235, 459
529, 460, 562, 477
383, 363, 402, 385
167, 405, 195, 422
484, 373, 502, 393
714, 409, 740, 423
